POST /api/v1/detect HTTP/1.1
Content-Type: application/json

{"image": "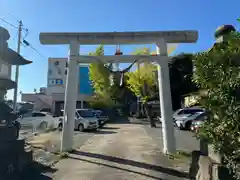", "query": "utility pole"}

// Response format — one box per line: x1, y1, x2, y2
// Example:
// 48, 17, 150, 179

13, 20, 22, 113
